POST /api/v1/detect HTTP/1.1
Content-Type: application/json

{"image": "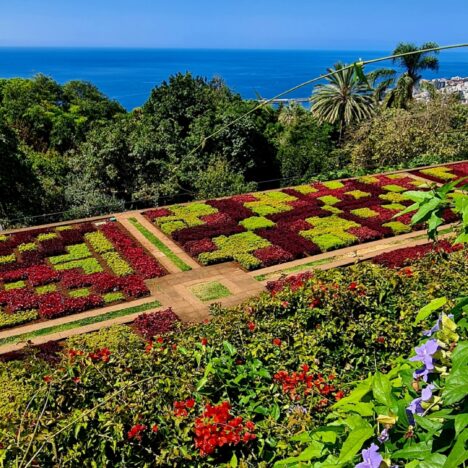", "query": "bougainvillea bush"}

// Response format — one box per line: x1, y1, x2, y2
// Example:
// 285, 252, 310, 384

1, 249, 466, 466
143, 173, 458, 270
0, 221, 165, 328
